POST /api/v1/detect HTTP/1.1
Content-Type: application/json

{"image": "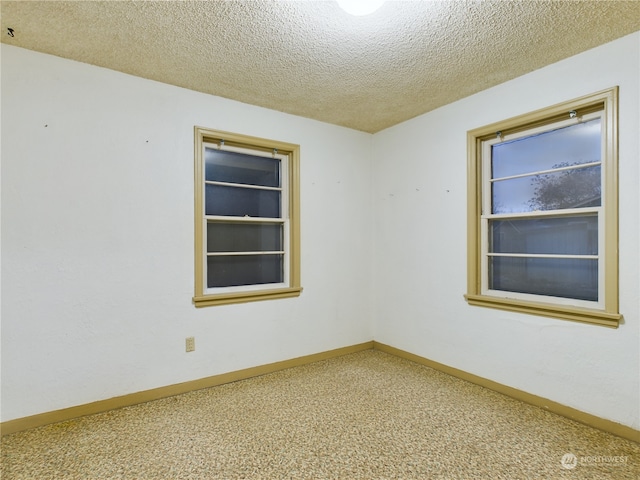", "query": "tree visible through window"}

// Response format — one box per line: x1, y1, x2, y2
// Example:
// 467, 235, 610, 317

528, 161, 601, 211
466, 88, 620, 327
